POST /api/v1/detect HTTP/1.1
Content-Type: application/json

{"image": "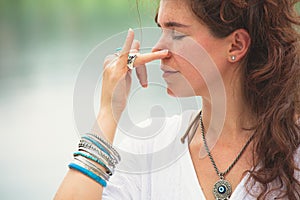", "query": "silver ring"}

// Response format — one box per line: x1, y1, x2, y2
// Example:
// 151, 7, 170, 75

114, 52, 120, 57
127, 54, 137, 70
